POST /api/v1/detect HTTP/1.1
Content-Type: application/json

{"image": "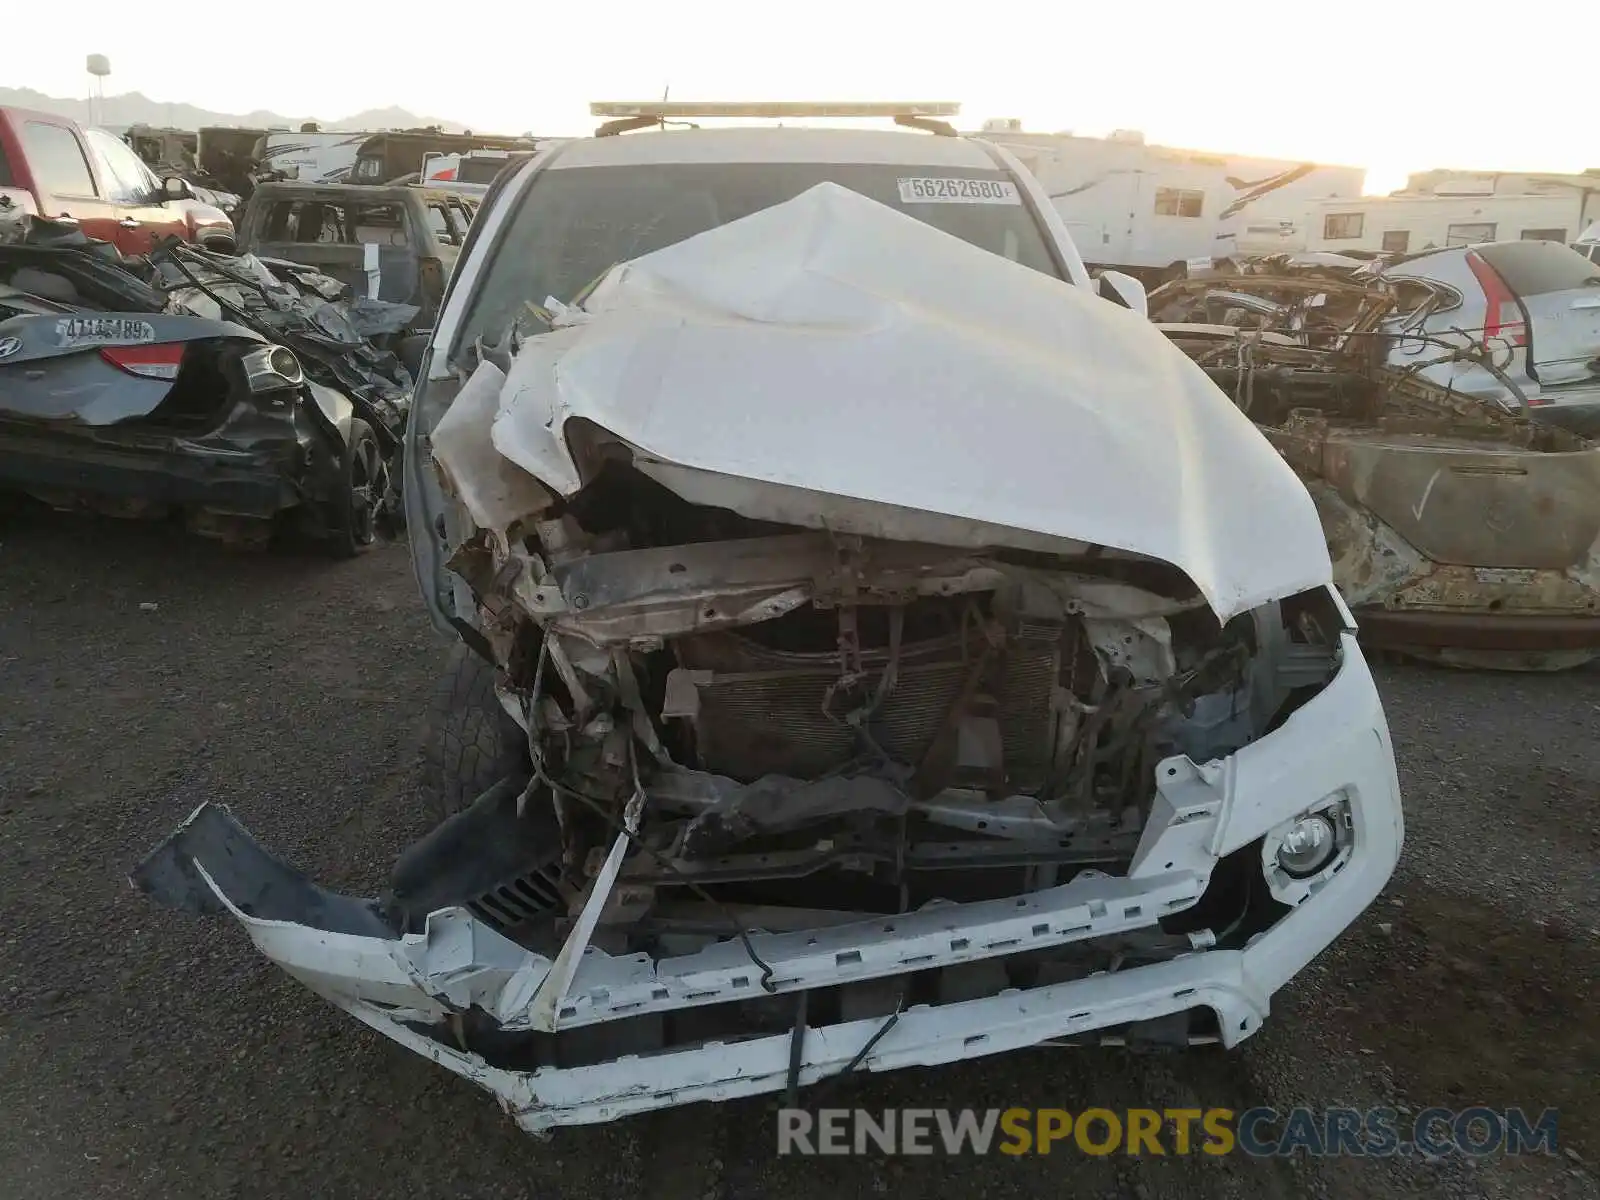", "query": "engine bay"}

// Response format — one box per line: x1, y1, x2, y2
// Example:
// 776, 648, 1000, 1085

390, 455, 1345, 966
